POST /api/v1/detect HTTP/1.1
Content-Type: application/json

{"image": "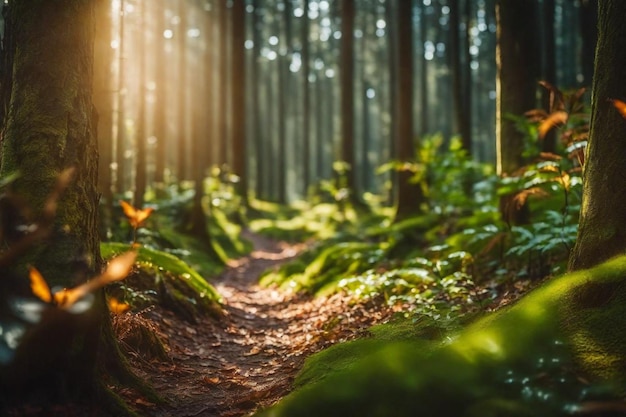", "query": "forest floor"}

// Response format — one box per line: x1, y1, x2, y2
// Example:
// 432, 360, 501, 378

118, 230, 395, 417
